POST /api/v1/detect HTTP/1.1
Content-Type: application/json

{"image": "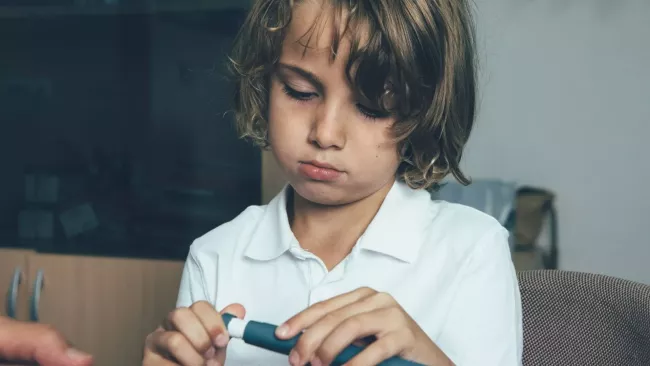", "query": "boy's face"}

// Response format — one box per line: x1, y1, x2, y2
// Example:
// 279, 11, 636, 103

268, 0, 400, 206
